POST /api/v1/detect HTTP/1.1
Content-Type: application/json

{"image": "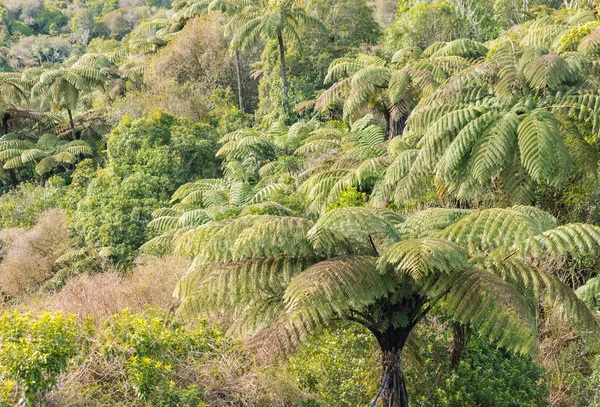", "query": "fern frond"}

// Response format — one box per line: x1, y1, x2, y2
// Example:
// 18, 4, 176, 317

378, 238, 469, 281
308, 207, 403, 256
576, 277, 600, 309
432, 267, 537, 355
284, 256, 392, 326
